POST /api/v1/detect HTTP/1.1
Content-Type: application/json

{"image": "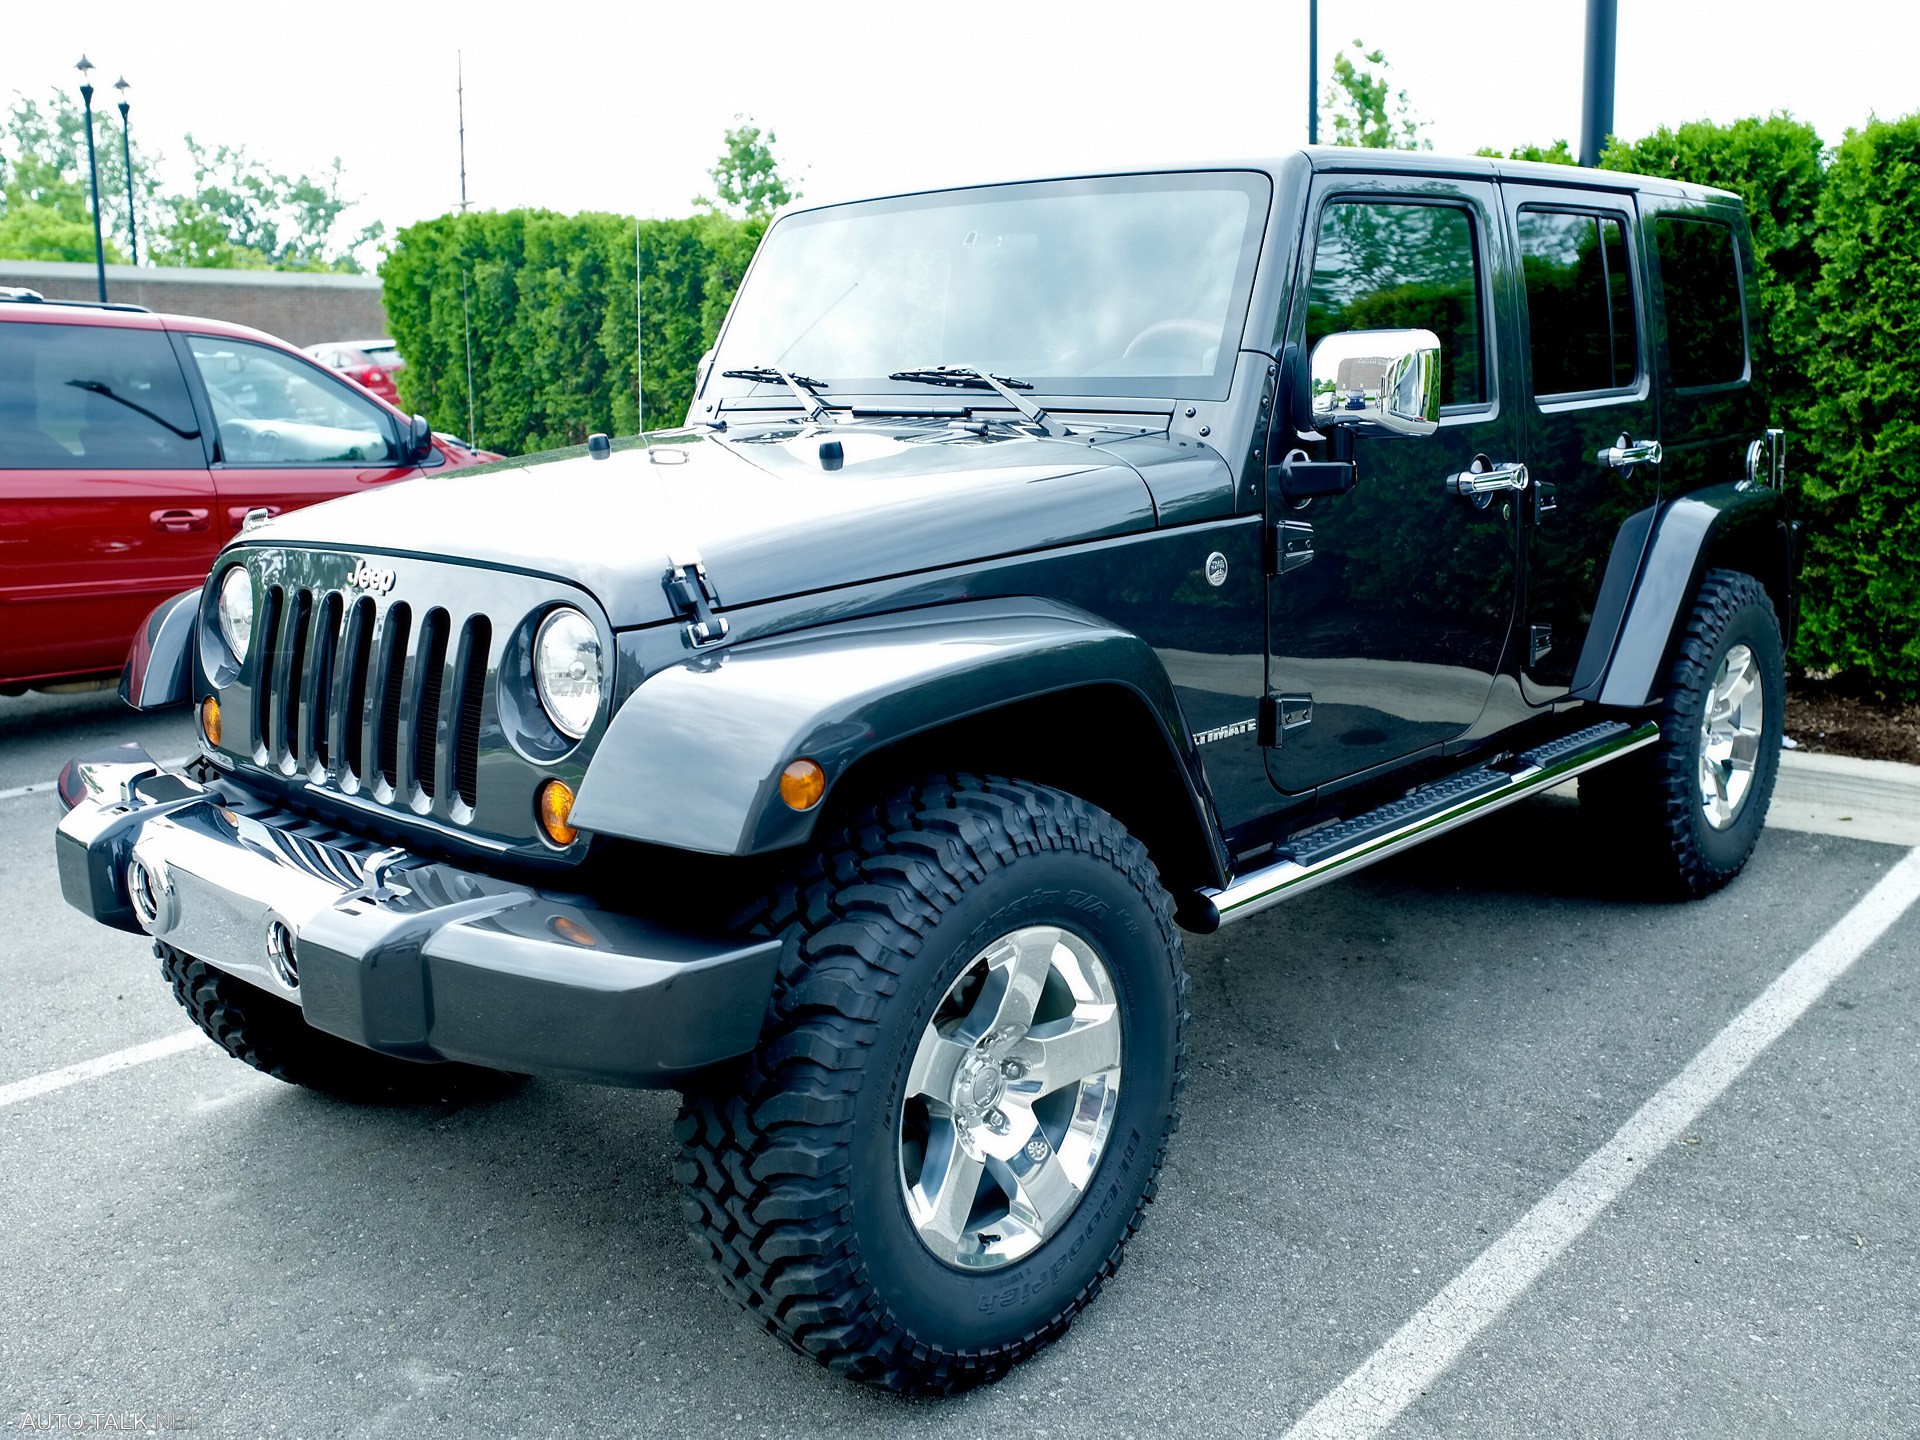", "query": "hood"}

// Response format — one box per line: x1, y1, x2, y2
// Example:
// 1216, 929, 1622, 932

241, 421, 1161, 627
